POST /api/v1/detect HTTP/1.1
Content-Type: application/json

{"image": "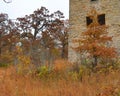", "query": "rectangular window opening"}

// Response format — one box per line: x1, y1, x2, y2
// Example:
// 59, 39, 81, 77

98, 14, 105, 25
86, 16, 93, 26
91, 0, 98, 1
